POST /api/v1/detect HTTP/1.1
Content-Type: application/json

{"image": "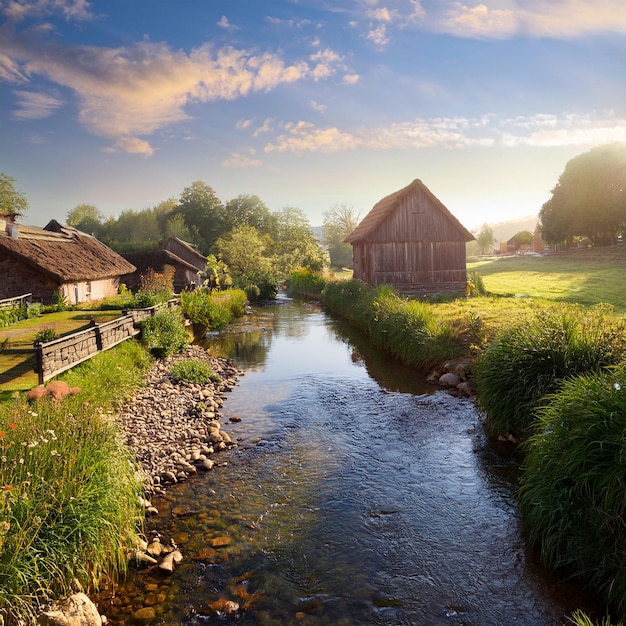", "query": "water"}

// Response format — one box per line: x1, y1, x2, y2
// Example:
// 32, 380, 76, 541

98, 296, 590, 625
